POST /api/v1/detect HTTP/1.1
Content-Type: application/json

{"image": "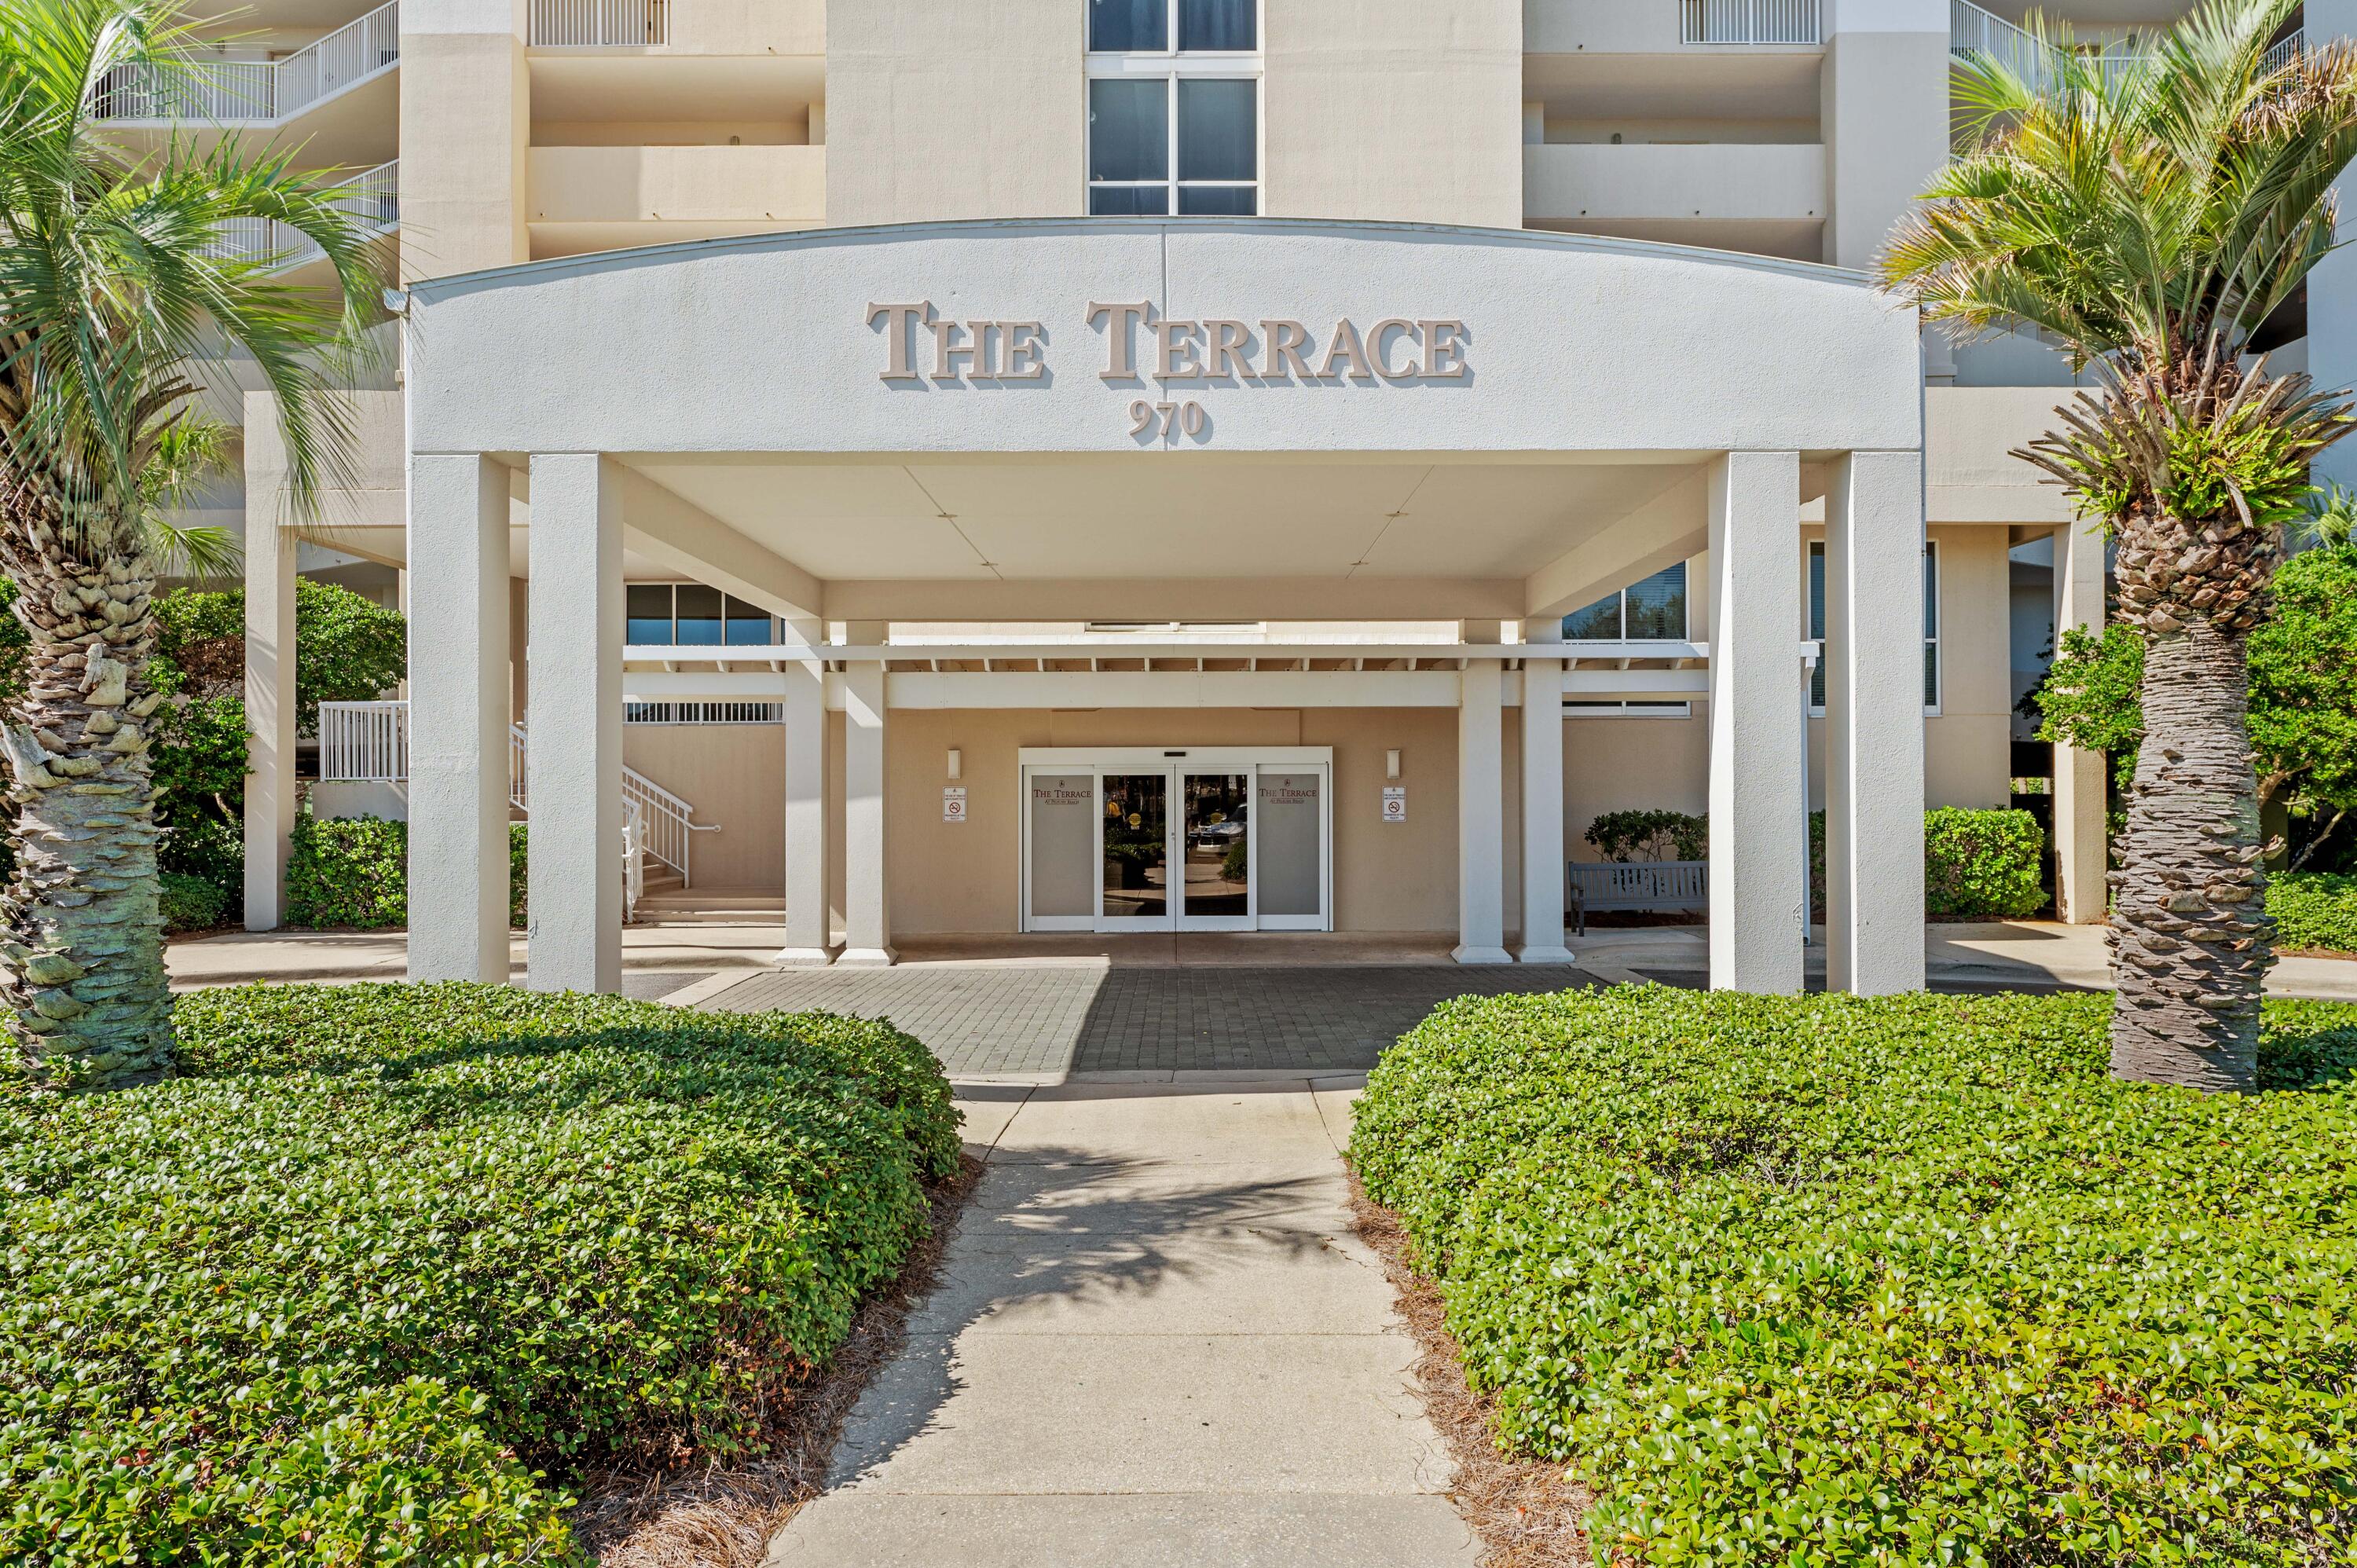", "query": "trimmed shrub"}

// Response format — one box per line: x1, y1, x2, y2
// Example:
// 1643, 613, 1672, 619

157, 870, 229, 934
2, 983, 960, 1565
1585, 809, 1706, 863
285, 811, 408, 928
1351, 986, 2357, 1564
2271, 870, 2357, 954
1923, 804, 2046, 918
